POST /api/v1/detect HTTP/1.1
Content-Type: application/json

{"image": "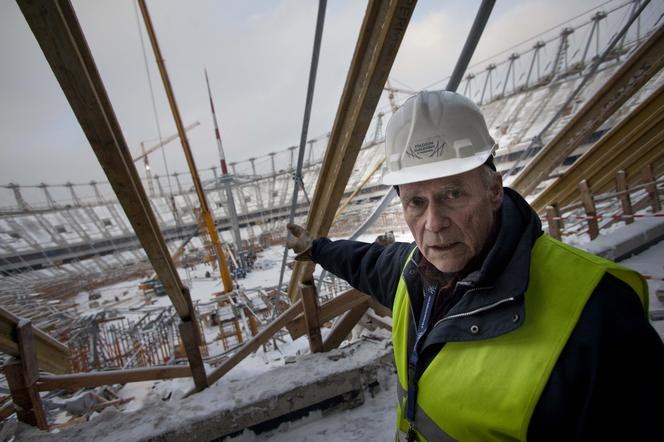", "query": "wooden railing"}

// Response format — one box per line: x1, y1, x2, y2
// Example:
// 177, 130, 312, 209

542, 169, 663, 241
